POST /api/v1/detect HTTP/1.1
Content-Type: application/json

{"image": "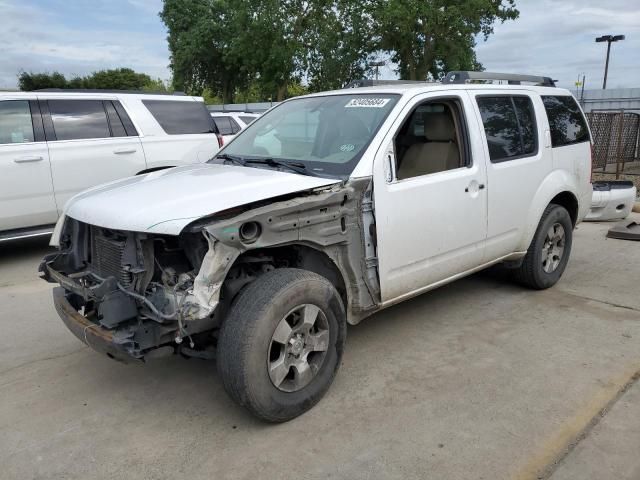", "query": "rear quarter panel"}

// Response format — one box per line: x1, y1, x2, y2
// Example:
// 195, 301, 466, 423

120, 97, 219, 170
